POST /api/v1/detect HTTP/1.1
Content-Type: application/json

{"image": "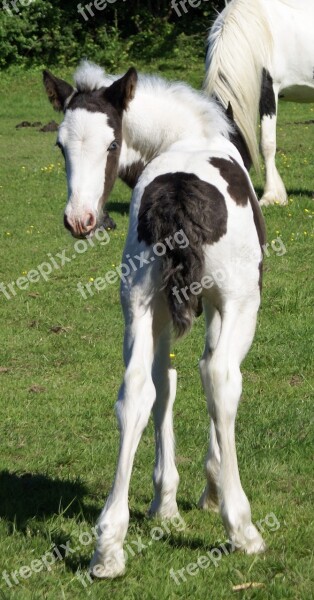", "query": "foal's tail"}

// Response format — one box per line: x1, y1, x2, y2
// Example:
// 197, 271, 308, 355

137, 173, 227, 338
204, 0, 272, 172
